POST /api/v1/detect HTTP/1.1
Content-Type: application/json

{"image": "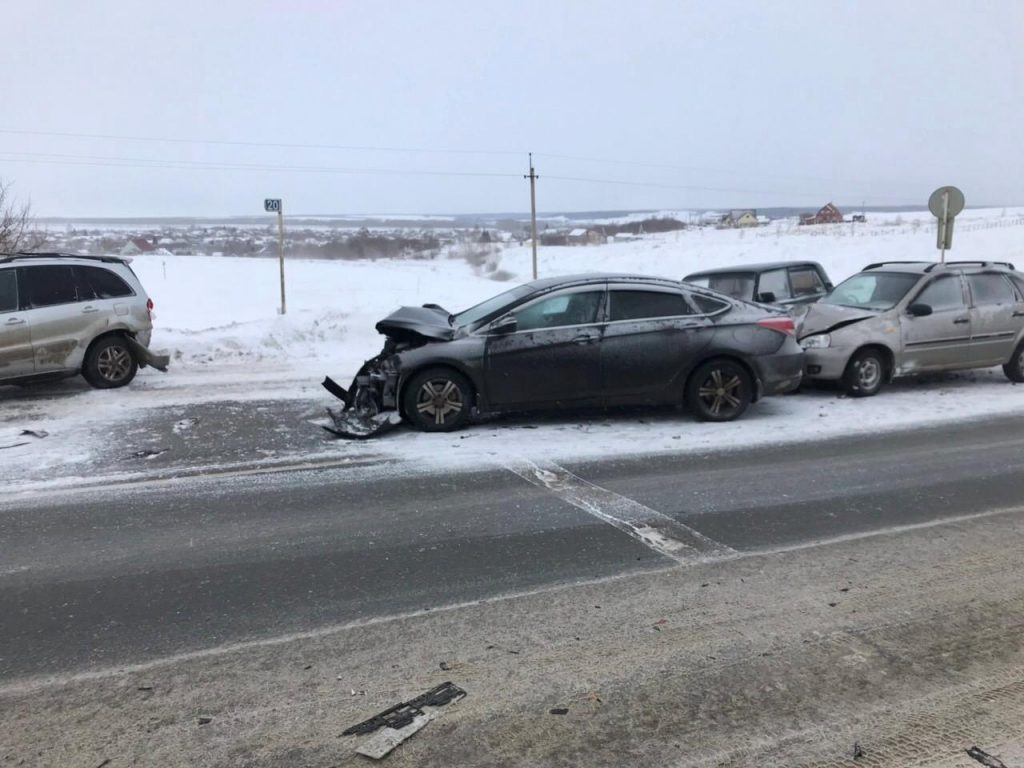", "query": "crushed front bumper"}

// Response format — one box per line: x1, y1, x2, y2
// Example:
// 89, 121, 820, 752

802, 347, 852, 381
